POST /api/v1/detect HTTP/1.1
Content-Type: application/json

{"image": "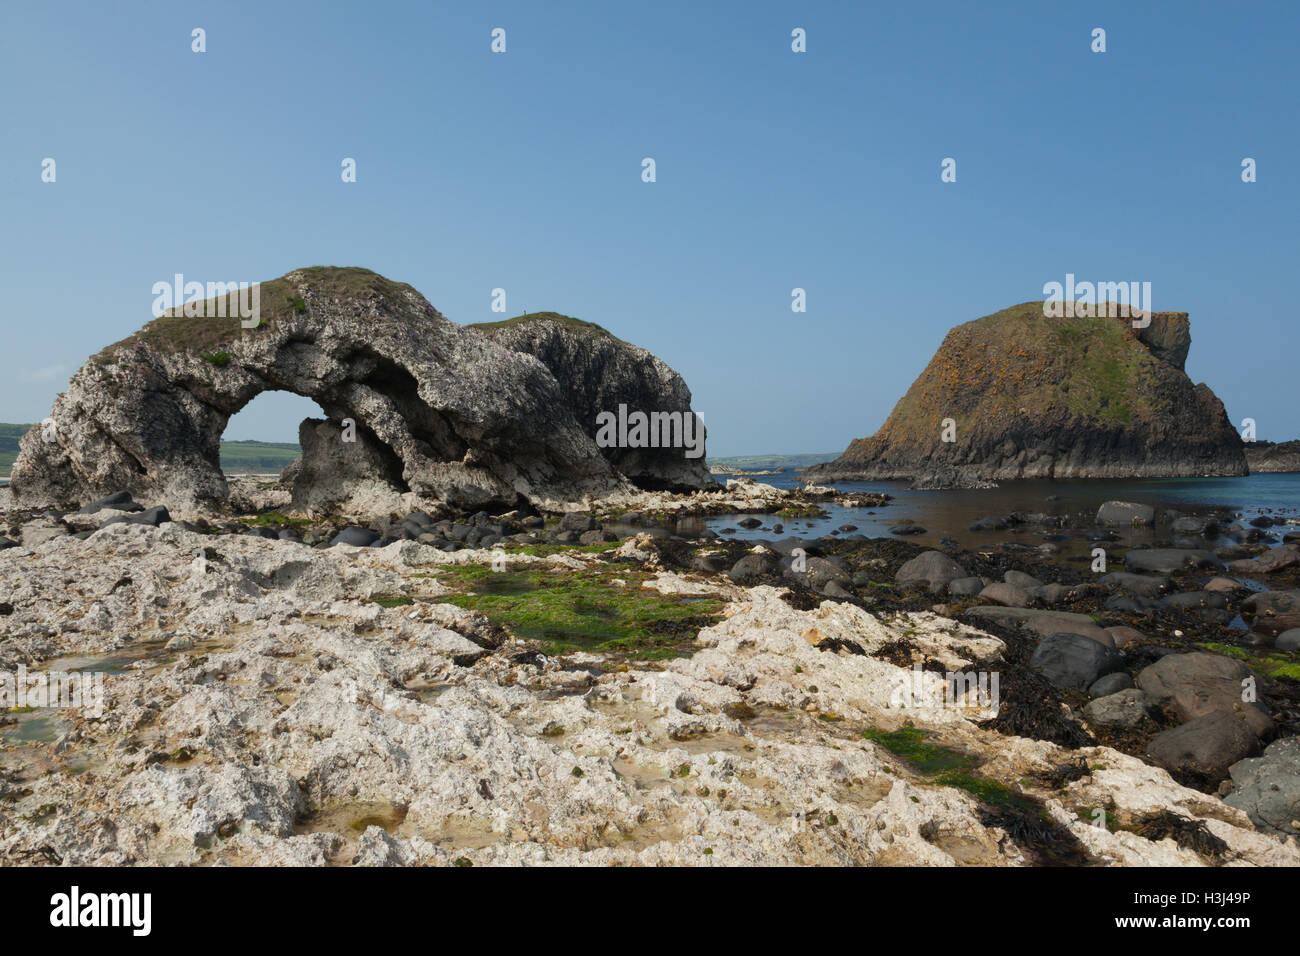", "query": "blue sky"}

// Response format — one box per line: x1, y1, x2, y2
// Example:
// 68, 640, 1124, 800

2, 0, 1296, 456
